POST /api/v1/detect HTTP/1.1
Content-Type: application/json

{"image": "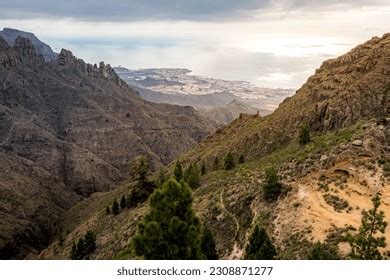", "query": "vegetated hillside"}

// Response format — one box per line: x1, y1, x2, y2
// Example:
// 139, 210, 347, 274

0, 27, 58, 61
199, 99, 270, 126
36, 34, 389, 260
0, 35, 216, 259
